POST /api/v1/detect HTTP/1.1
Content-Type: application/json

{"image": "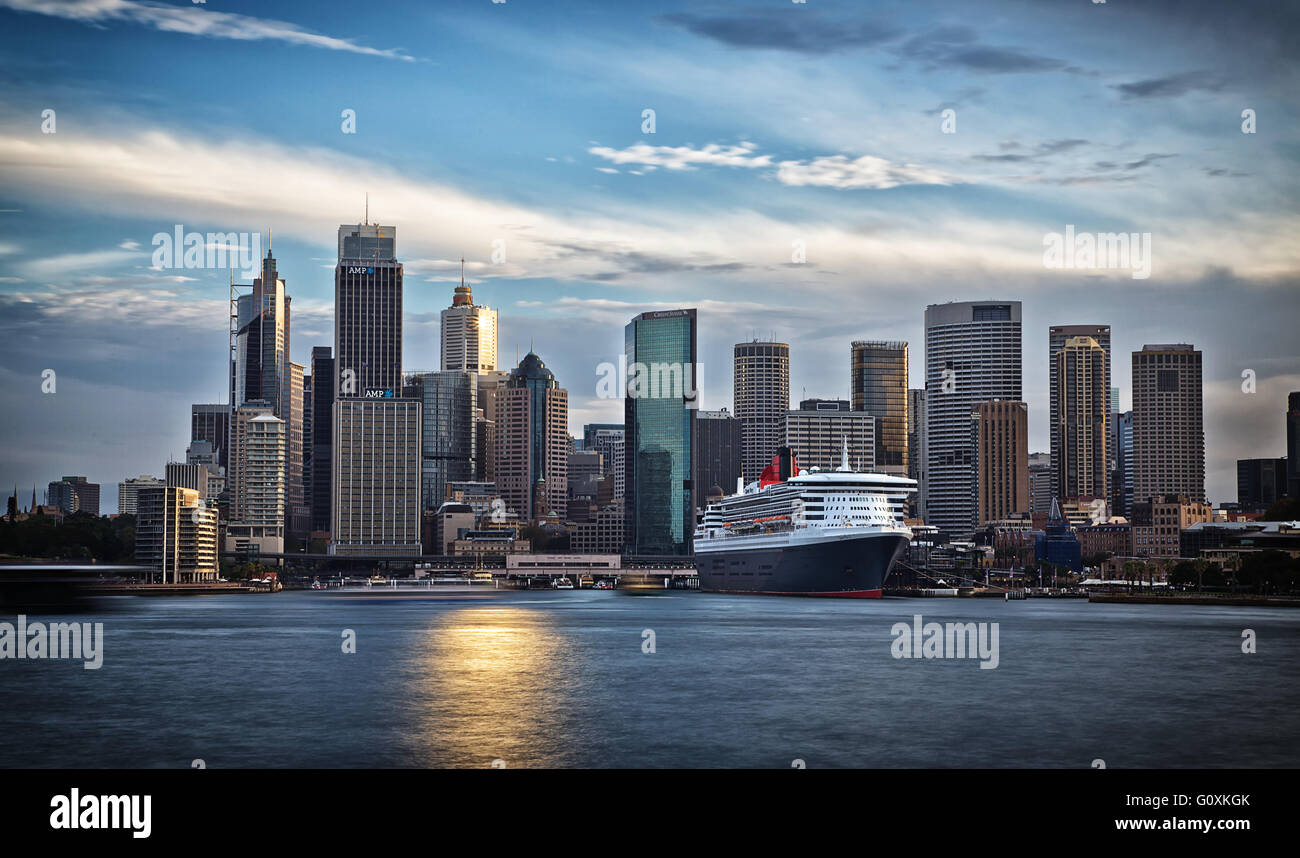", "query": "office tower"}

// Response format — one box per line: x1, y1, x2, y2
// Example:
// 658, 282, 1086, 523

1237, 458, 1289, 510
567, 449, 604, 522
191, 403, 230, 471
924, 301, 1023, 537
1288, 392, 1300, 499
572, 505, 625, 554
1049, 325, 1111, 502
583, 425, 625, 475
285, 360, 307, 541
227, 405, 286, 556
302, 371, 312, 514
611, 435, 625, 502
331, 398, 422, 555
308, 347, 334, 534
1054, 335, 1109, 505
734, 340, 789, 484
908, 388, 926, 518
232, 247, 292, 417
165, 461, 209, 500
474, 370, 510, 481
973, 400, 1029, 525
118, 476, 164, 516
1112, 411, 1133, 517
627, 310, 697, 556
850, 340, 909, 475
1131, 344, 1204, 504
46, 476, 99, 516
185, 440, 225, 500
441, 263, 497, 373
1028, 452, 1053, 516
693, 408, 742, 509
406, 371, 477, 511
135, 486, 218, 583
330, 222, 421, 556
493, 353, 569, 521
784, 399, 876, 472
